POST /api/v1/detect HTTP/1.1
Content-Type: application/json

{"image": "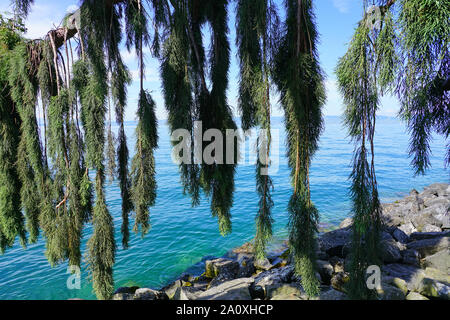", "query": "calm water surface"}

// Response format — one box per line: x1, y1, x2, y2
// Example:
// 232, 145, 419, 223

0, 116, 447, 299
